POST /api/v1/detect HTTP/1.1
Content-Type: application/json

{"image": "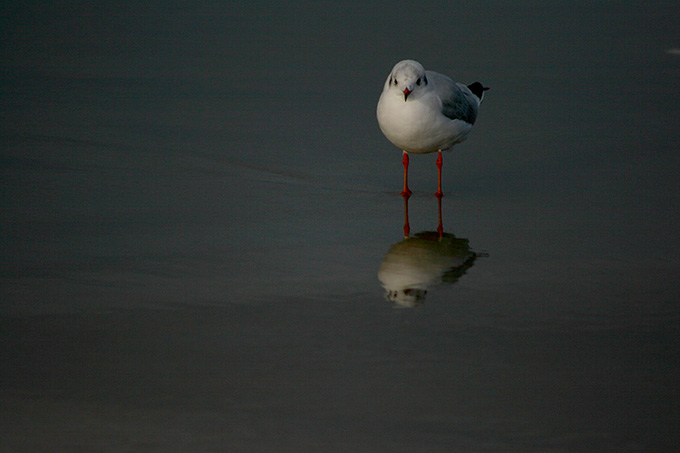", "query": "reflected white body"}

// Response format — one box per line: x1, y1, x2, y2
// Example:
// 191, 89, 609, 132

378, 233, 474, 308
